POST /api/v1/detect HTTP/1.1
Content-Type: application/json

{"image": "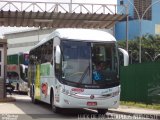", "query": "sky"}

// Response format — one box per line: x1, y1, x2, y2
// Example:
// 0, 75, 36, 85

0, 0, 117, 36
